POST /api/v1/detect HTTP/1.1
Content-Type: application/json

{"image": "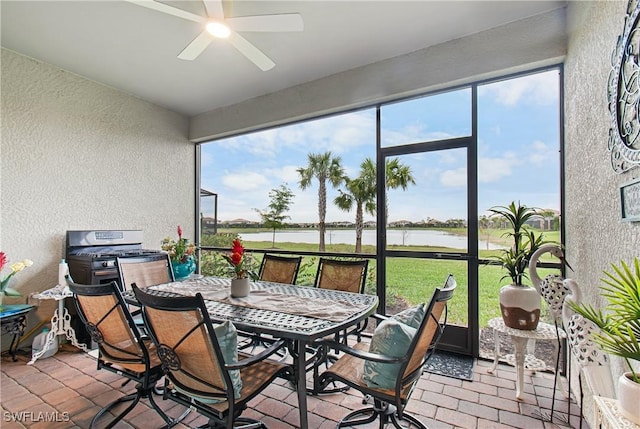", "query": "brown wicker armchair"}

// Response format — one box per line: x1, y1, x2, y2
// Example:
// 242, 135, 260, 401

315, 274, 456, 428
117, 253, 174, 329
258, 254, 302, 284
69, 280, 187, 429
133, 284, 291, 429
116, 253, 174, 291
